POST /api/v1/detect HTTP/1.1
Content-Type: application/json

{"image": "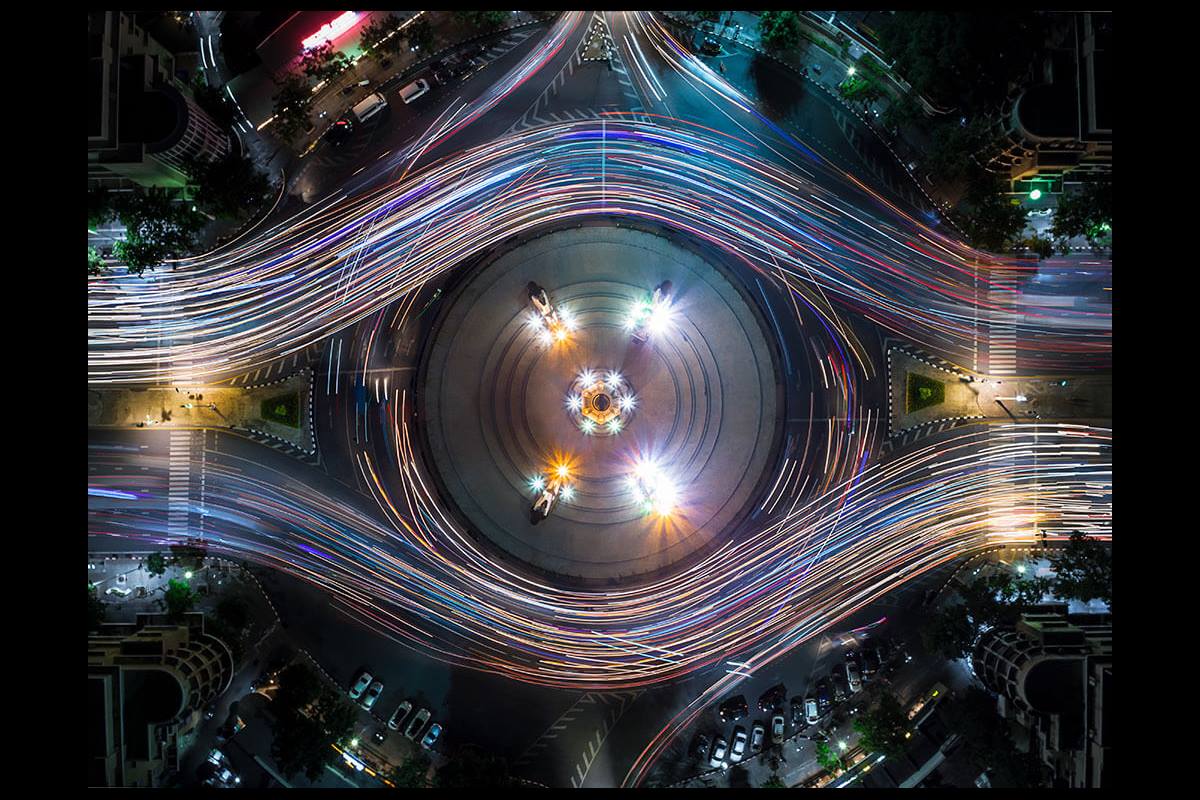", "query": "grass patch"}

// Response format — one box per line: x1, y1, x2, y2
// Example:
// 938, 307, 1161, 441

261, 392, 300, 427
906, 372, 946, 413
